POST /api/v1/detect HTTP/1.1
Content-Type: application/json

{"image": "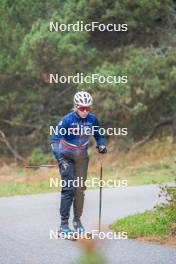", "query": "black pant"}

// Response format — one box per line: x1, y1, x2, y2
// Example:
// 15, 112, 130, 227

59, 154, 89, 225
